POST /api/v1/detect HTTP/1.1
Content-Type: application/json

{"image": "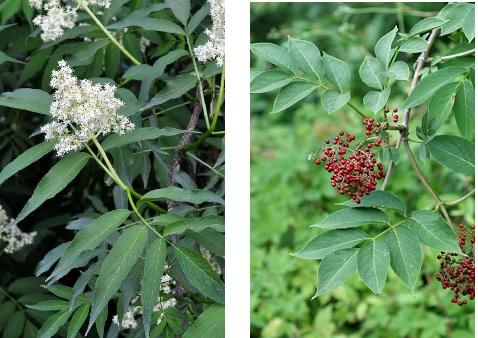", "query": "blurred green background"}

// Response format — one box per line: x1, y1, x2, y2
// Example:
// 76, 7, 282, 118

250, 3, 475, 338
